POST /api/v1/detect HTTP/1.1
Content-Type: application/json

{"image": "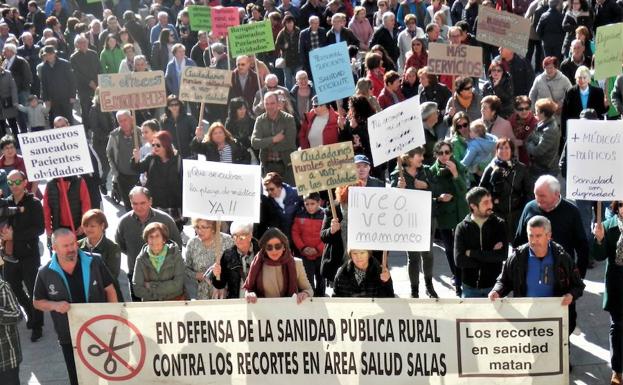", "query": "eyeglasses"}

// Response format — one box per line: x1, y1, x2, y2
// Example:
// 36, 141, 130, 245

460, 87, 472, 92
516, 107, 530, 112
7, 179, 23, 186
153, 143, 162, 148
233, 234, 250, 241
265, 243, 283, 251
437, 150, 451, 155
